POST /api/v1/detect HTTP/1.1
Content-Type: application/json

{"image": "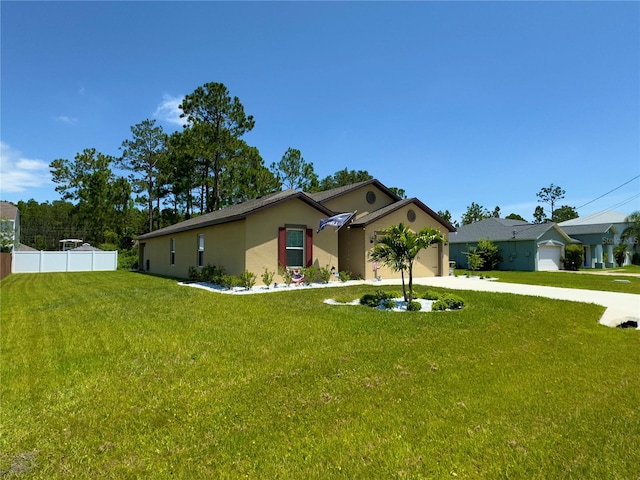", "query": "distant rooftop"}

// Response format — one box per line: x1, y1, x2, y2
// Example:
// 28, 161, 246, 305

559, 210, 630, 226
